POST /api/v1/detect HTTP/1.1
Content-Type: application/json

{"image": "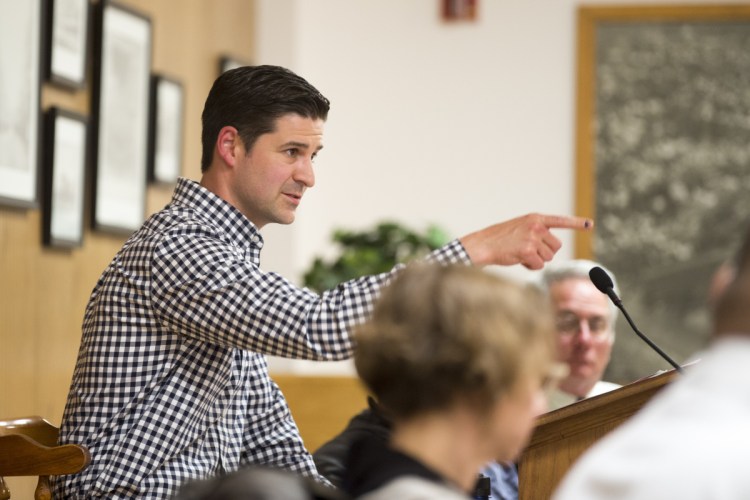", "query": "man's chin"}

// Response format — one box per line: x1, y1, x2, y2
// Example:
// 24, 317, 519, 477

569, 365, 597, 380
271, 213, 296, 225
